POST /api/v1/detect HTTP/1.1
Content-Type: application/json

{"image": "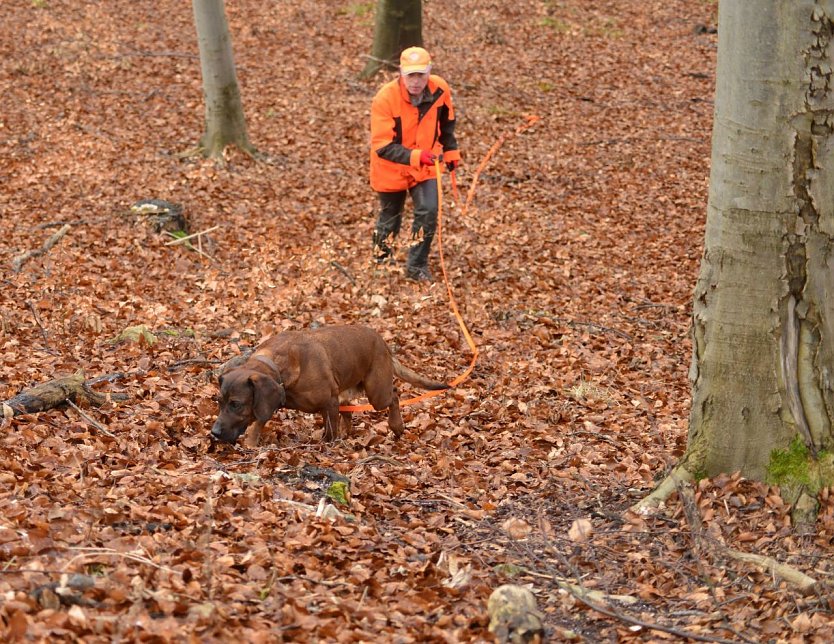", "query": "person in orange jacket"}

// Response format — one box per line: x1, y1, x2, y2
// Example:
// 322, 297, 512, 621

370, 46, 461, 282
